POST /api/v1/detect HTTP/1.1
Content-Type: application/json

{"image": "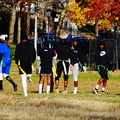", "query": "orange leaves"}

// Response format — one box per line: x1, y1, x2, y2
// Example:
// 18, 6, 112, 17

67, 0, 120, 31
85, 0, 116, 30
99, 19, 114, 31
